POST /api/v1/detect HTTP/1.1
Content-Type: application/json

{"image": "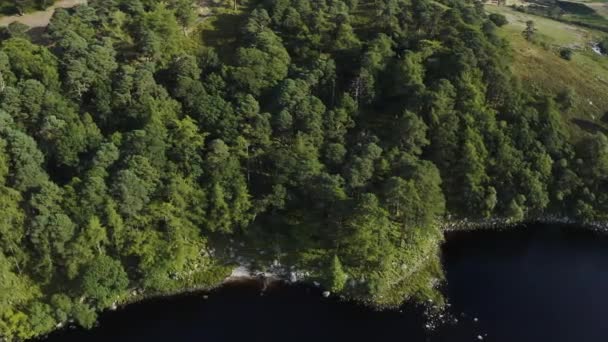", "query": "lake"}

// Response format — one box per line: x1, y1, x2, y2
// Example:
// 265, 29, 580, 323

42, 224, 608, 342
